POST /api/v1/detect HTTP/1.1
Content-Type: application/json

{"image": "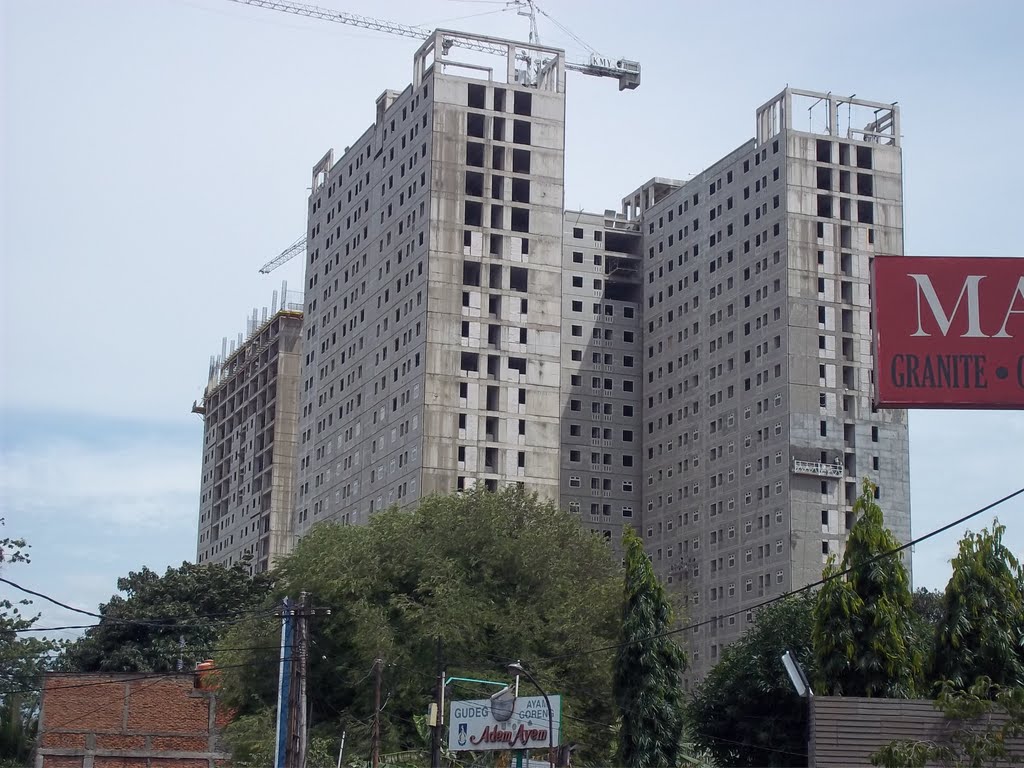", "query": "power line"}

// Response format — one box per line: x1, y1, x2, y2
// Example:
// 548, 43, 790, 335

0, 575, 277, 628
2, 657, 281, 696
519, 485, 1024, 663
